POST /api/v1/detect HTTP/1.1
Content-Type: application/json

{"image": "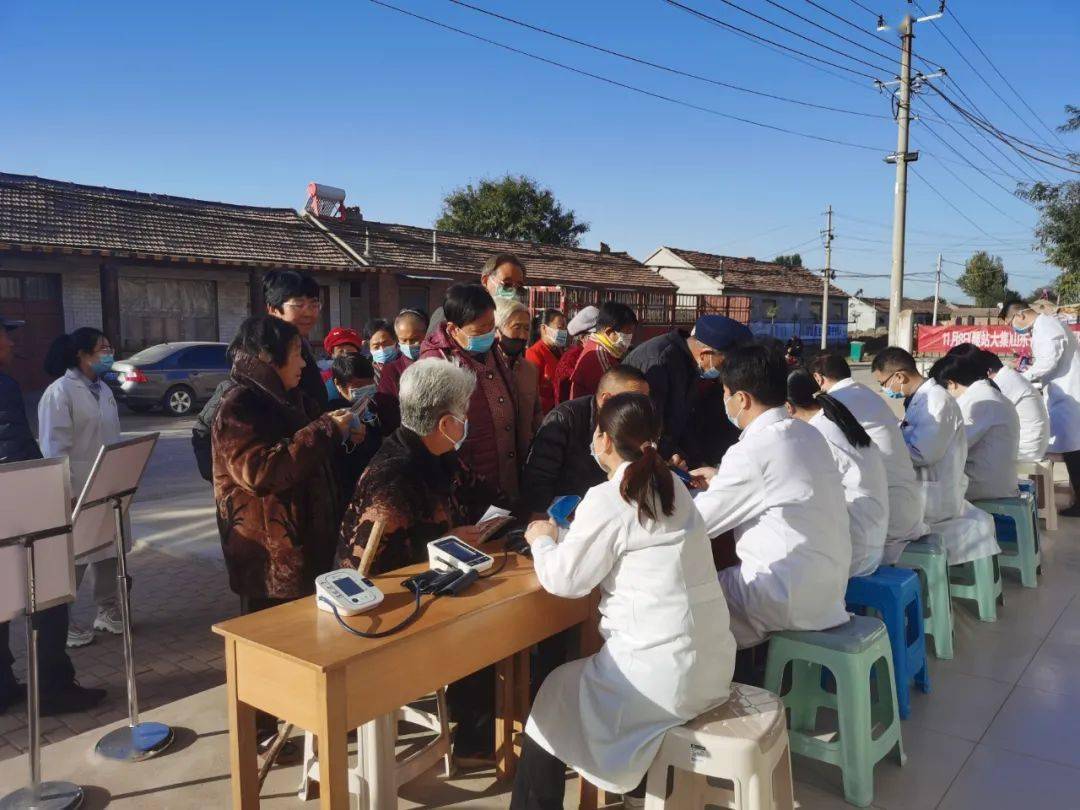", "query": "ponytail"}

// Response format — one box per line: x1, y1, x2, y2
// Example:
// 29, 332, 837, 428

787, 367, 870, 448
816, 393, 872, 448
597, 392, 675, 524
44, 327, 105, 379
